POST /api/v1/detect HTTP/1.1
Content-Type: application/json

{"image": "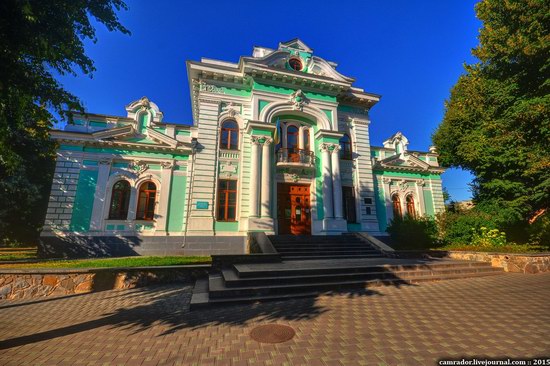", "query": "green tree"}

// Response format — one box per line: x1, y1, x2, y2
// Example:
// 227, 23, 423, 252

0, 0, 129, 244
433, 0, 549, 237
